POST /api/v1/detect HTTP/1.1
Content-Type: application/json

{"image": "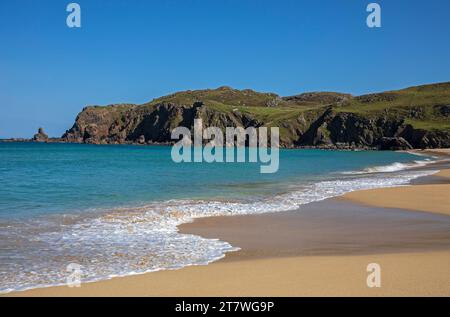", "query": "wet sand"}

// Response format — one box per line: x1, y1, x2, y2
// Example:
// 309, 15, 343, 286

7, 198, 450, 296
342, 150, 450, 216
180, 200, 450, 260
5, 150, 450, 297
5, 251, 450, 296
